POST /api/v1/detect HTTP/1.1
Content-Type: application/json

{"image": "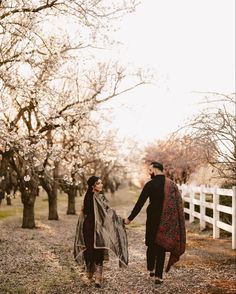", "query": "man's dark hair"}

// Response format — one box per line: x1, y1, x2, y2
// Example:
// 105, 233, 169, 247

150, 161, 164, 171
